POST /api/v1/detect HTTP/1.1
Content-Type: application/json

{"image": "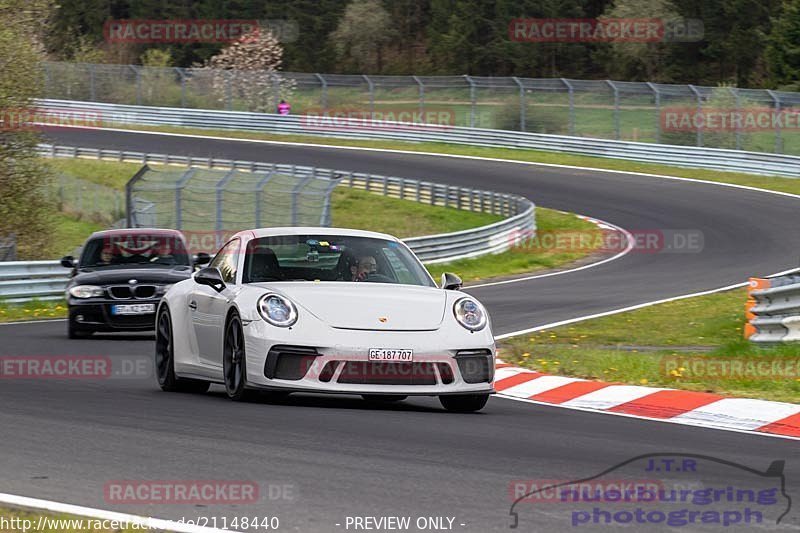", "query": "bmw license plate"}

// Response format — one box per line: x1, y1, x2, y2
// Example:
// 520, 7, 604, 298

368, 349, 413, 362
111, 304, 156, 315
